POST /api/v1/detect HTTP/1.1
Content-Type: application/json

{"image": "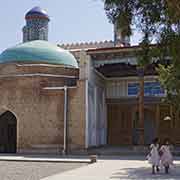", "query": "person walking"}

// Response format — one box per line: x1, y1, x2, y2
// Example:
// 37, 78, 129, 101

147, 138, 160, 174
160, 138, 174, 174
